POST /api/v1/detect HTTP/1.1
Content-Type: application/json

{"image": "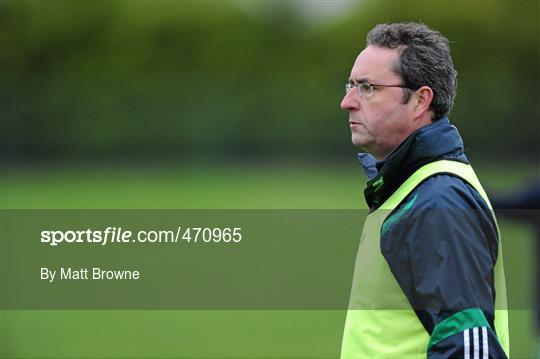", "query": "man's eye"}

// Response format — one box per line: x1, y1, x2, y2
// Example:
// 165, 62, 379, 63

360, 84, 371, 91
